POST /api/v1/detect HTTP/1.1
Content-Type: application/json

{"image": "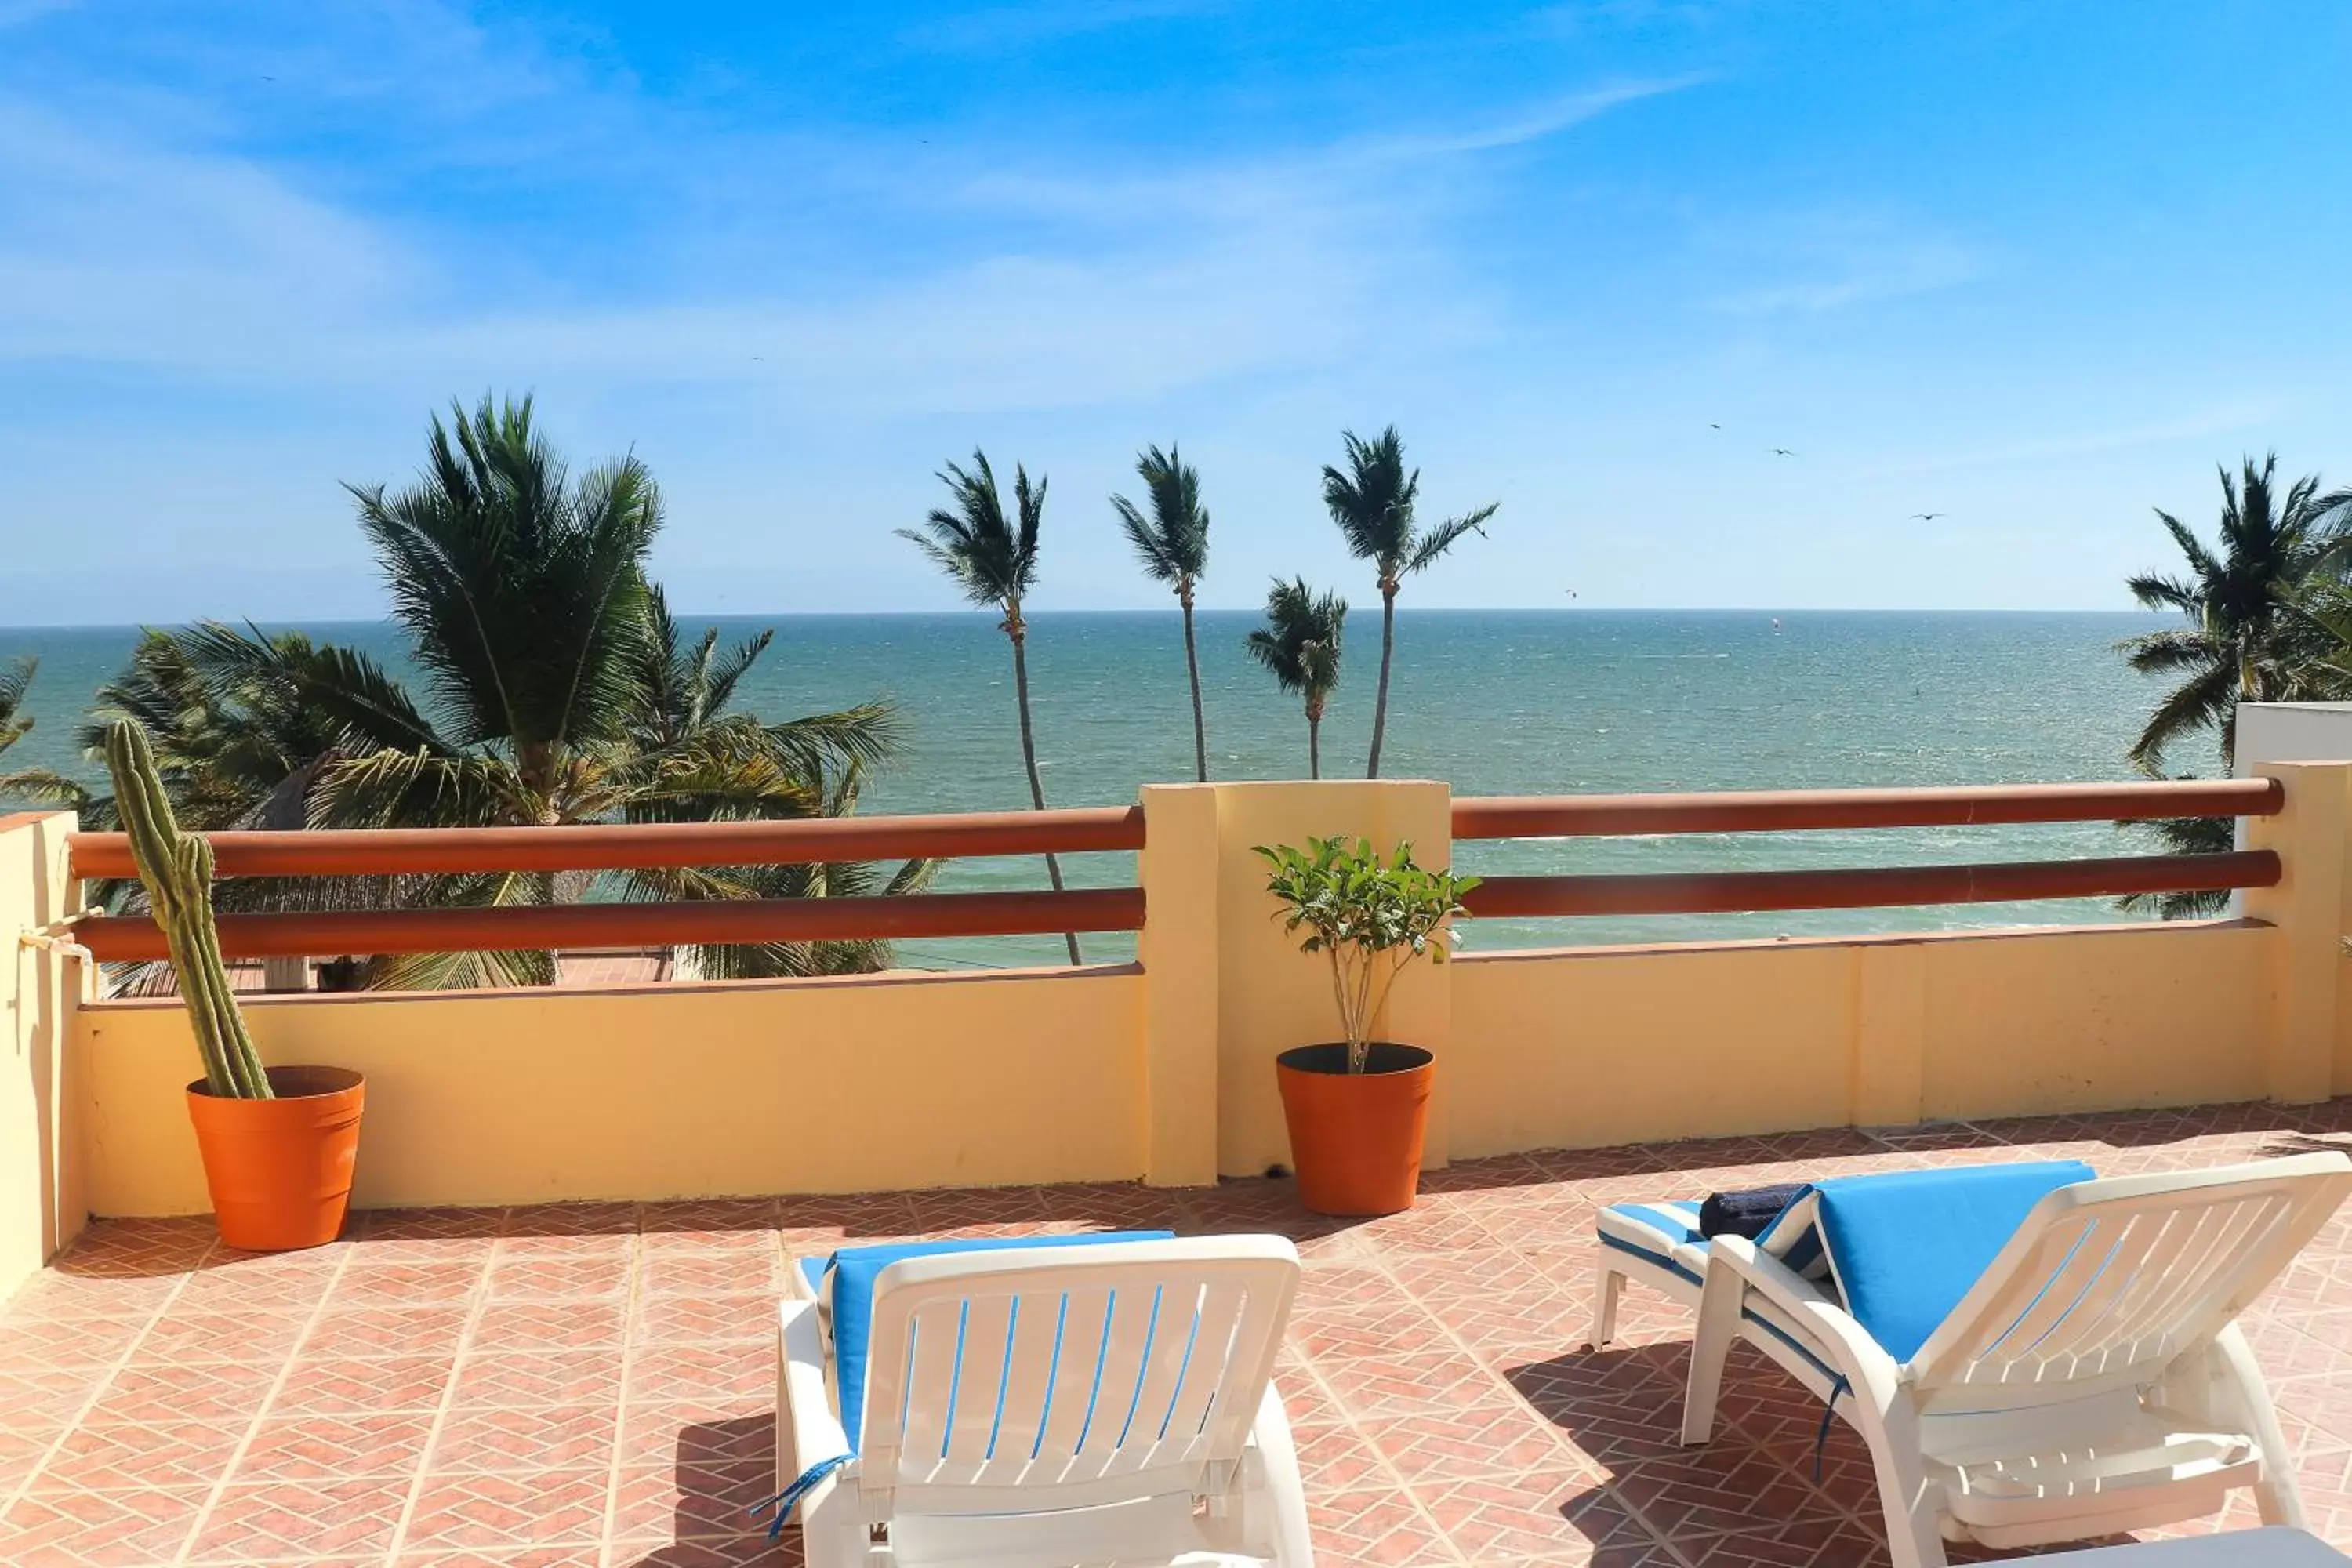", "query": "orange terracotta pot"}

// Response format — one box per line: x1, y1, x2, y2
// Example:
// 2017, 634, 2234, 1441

185, 1065, 365, 1251
1274, 1043, 1434, 1217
